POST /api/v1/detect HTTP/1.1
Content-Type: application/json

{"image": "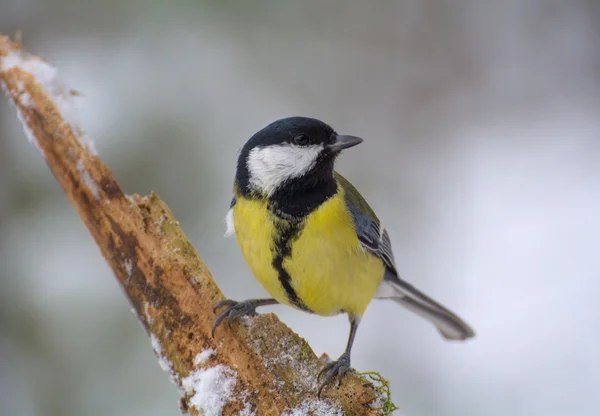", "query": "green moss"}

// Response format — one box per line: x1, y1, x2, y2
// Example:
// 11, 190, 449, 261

161, 217, 180, 234
357, 371, 400, 415
298, 341, 313, 361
